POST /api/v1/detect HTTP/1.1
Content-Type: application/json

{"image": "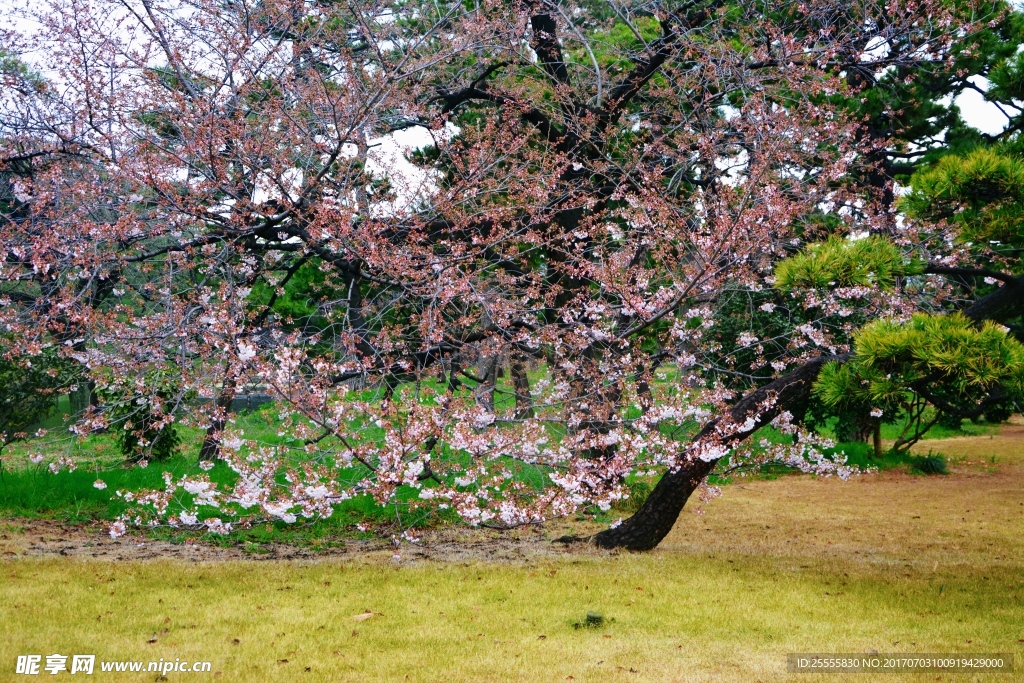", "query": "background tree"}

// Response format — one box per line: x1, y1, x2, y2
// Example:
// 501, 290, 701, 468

0, 336, 75, 455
